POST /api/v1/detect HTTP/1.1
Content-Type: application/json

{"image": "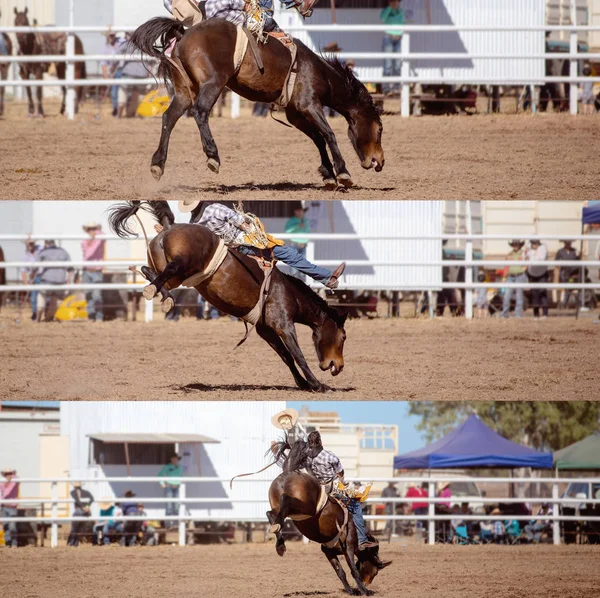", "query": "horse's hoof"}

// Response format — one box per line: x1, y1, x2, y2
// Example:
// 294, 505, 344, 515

161, 296, 175, 313
323, 178, 337, 190
150, 165, 163, 181
276, 543, 286, 557
269, 523, 281, 534
337, 173, 354, 188
207, 158, 220, 174
142, 285, 157, 300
